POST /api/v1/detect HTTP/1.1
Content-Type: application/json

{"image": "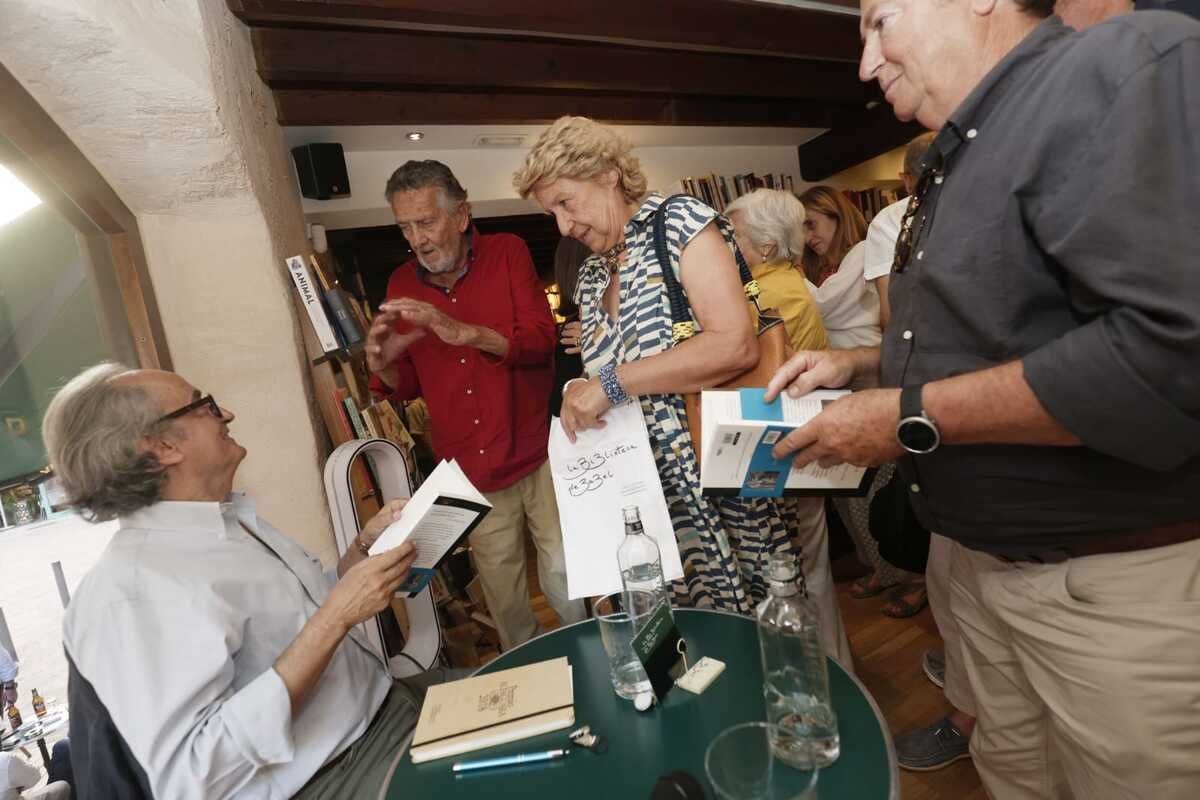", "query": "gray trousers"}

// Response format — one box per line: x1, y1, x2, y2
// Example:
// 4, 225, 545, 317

295, 668, 464, 800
